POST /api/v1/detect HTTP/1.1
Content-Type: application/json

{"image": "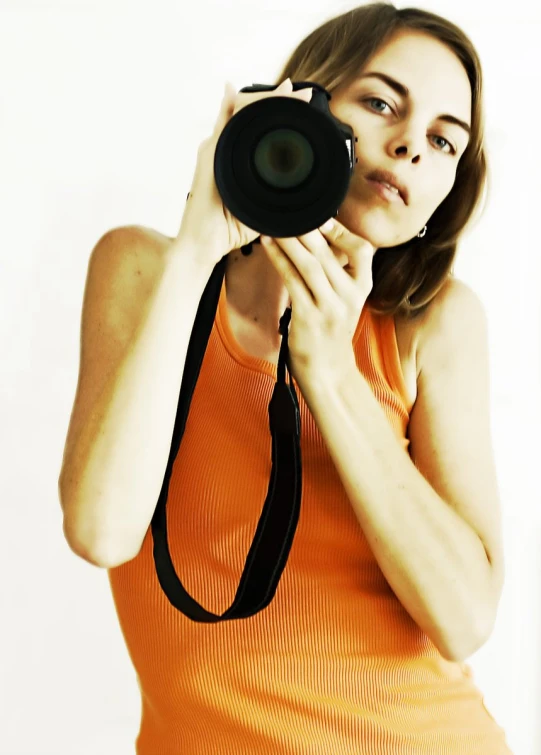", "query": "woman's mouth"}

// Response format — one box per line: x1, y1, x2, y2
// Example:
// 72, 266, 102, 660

365, 177, 404, 204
